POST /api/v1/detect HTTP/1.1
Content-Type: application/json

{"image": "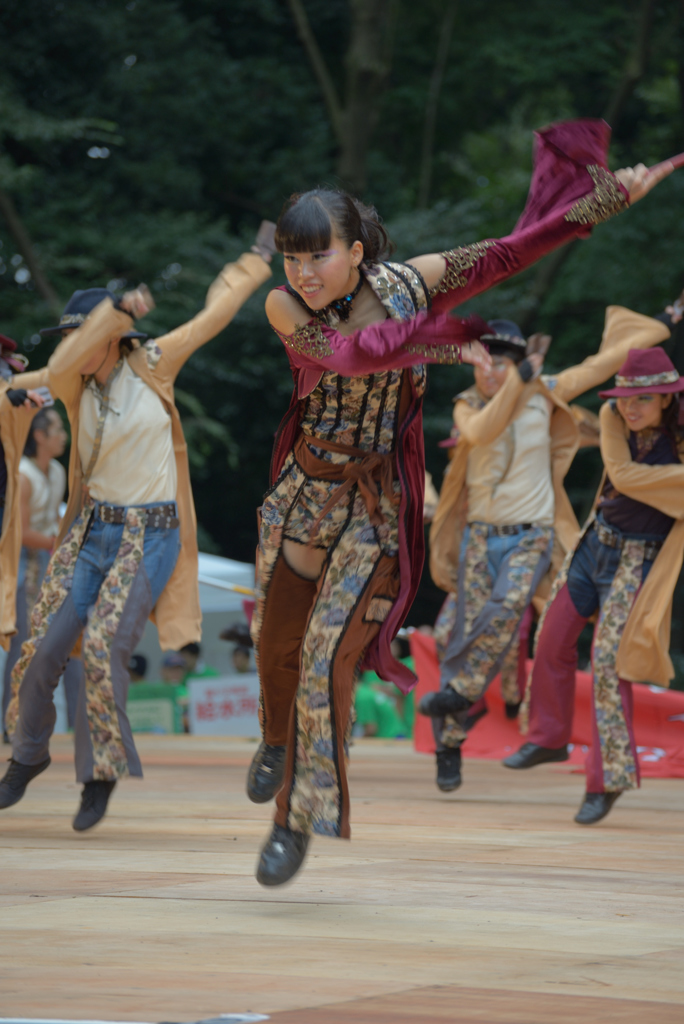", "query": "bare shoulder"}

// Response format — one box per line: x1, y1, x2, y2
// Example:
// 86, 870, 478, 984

265, 288, 309, 334
405, 253, 448, 291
